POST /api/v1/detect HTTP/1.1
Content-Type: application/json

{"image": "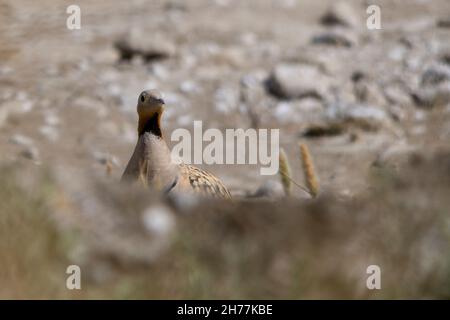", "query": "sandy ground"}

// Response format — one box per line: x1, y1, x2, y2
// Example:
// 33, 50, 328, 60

0, 0, 449, 197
